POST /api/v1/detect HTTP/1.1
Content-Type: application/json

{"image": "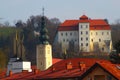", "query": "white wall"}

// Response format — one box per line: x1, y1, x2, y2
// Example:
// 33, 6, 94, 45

56, 24, 112, 53
7, 61, 32, 74
79, 23, 90, 52
90, 30, 112, 52
58, 31, 78, 50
